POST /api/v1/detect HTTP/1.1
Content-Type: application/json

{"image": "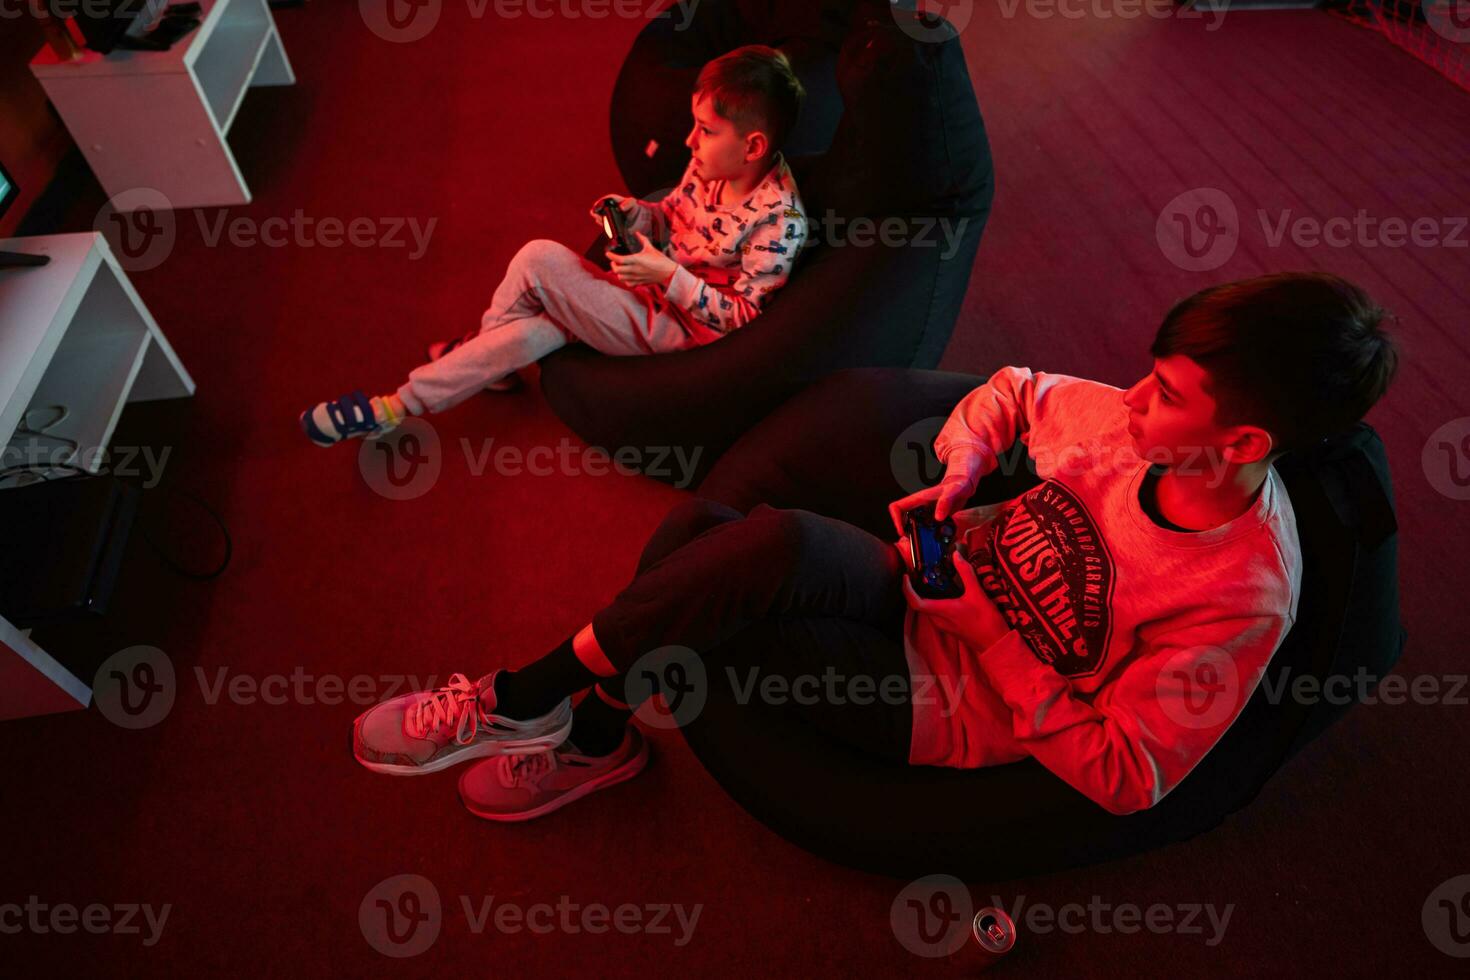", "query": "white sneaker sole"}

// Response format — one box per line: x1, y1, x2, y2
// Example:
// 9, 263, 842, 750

354, 711, 573, 776
458, 734, 650, 822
